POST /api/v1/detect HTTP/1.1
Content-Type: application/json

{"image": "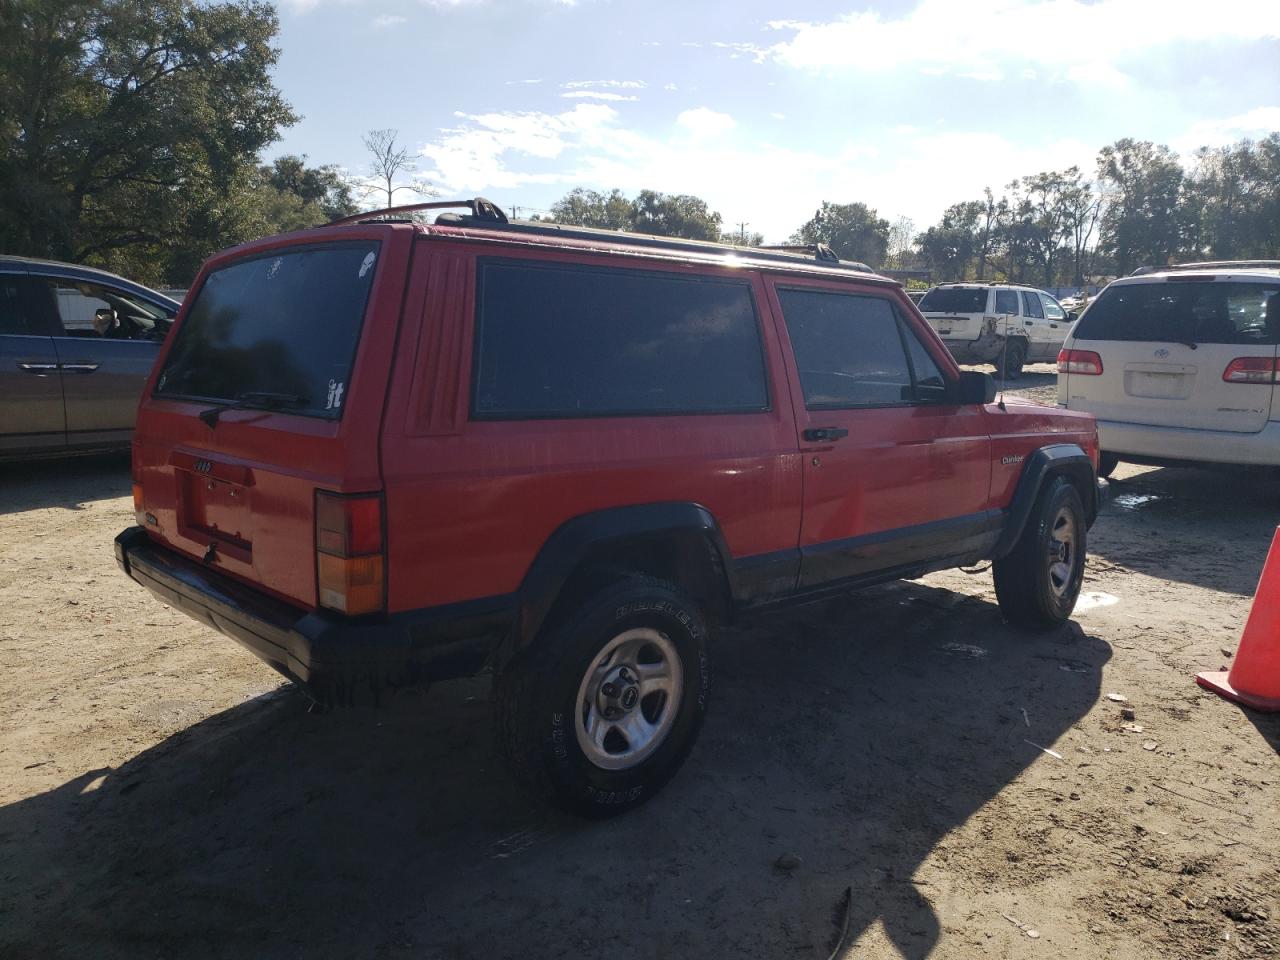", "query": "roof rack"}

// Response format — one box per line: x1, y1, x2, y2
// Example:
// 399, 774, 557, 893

1130, 260, 1280, 276
328, 197, 508, 227
422, 202, 879, 274
758, 243, 842, 265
